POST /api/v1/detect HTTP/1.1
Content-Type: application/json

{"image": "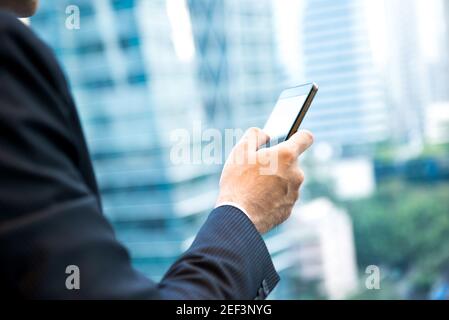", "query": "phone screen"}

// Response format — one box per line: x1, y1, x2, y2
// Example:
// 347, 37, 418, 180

263, 94, 308, 141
